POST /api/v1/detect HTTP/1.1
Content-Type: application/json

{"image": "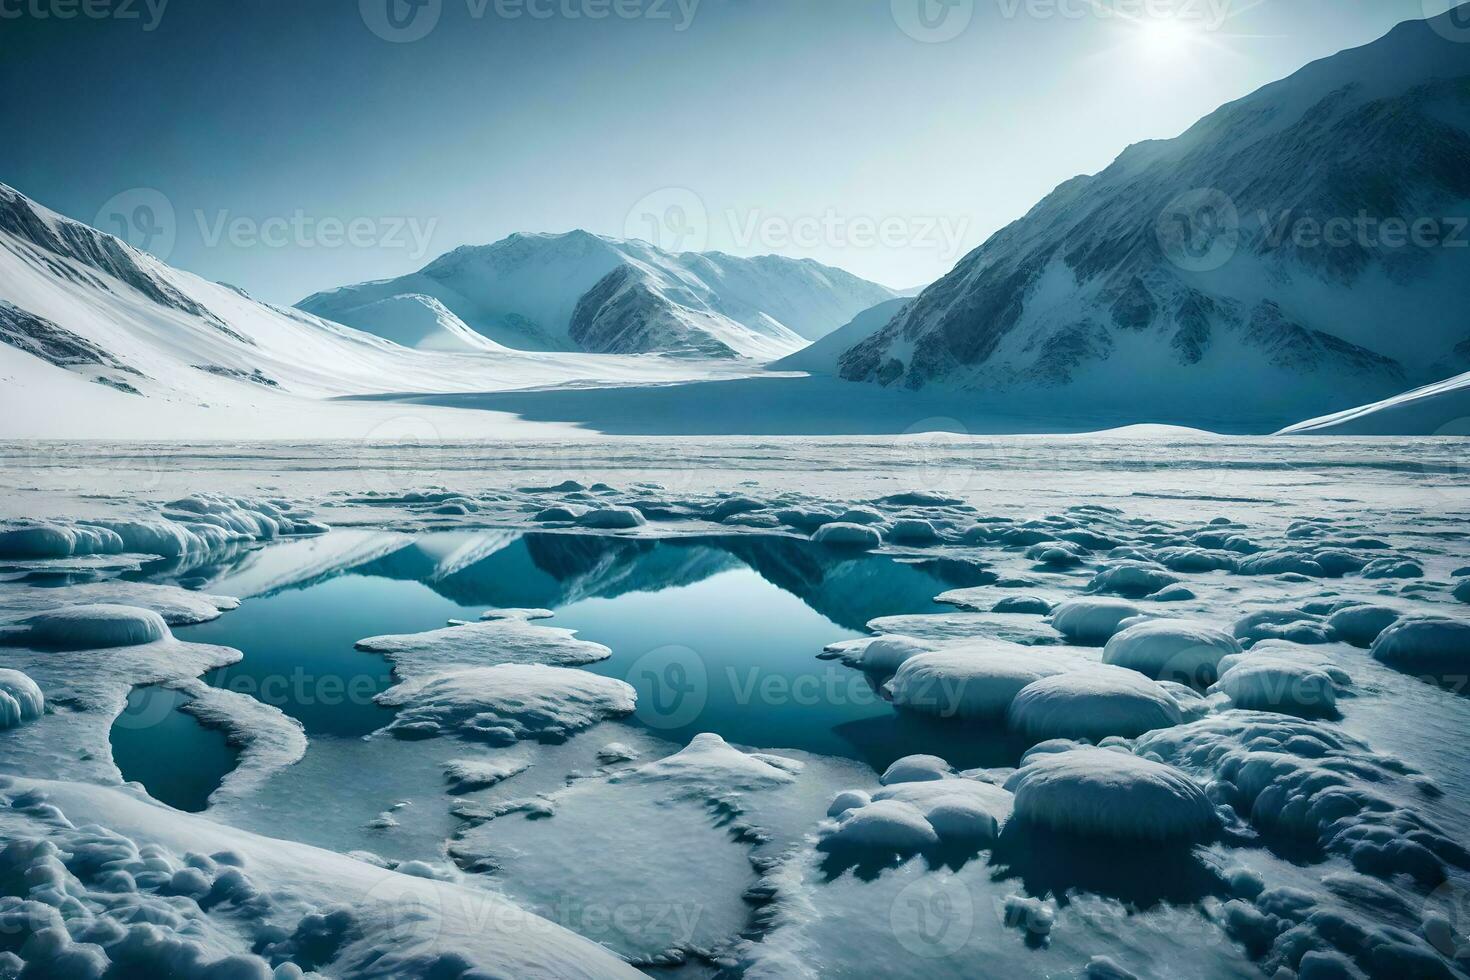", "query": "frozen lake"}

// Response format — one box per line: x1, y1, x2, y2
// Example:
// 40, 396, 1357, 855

1, 436, 1467, 979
